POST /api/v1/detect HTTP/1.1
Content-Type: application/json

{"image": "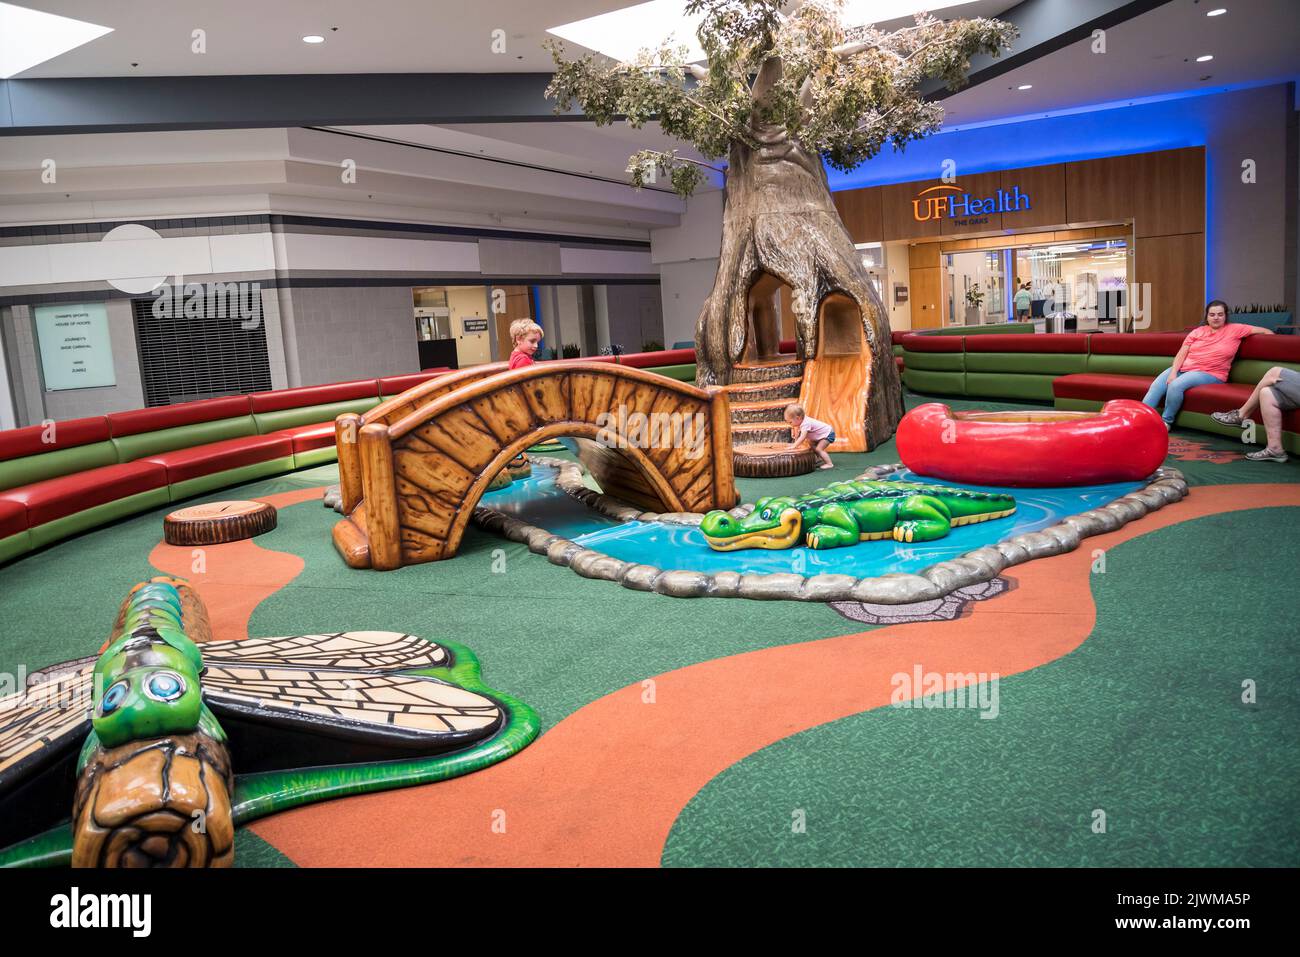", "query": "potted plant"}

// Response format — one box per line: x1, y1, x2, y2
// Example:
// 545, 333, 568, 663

964, 284, 985, 325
